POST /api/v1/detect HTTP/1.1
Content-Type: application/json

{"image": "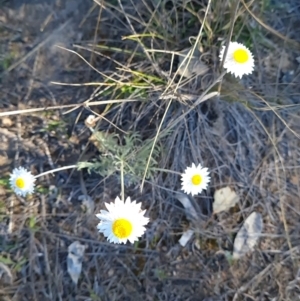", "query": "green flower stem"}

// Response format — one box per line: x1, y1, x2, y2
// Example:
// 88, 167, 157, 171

34, 165, 77, 178
120, 159, 125, 202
